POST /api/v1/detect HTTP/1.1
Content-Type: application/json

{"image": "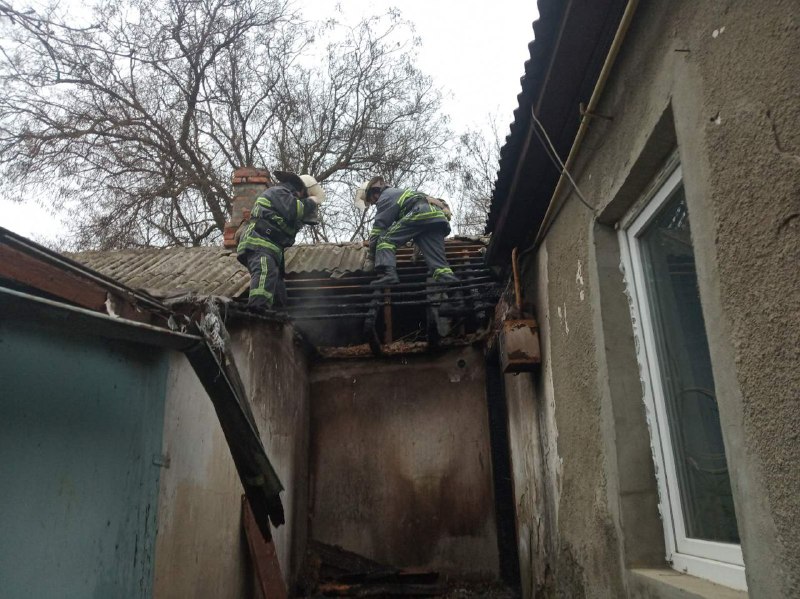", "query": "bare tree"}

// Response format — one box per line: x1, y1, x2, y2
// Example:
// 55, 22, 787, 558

446, 116, 502, 236
0, 1, 450, 249
271, 11, 450, 244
